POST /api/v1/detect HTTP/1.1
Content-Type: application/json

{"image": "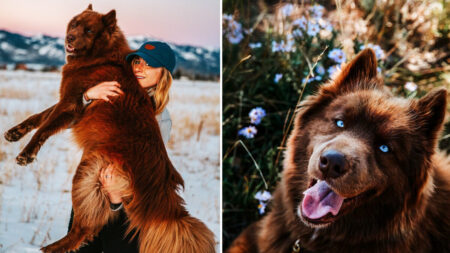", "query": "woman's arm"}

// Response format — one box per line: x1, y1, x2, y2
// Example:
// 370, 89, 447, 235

100, 164, 124, 207
83, 81, 124, 105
